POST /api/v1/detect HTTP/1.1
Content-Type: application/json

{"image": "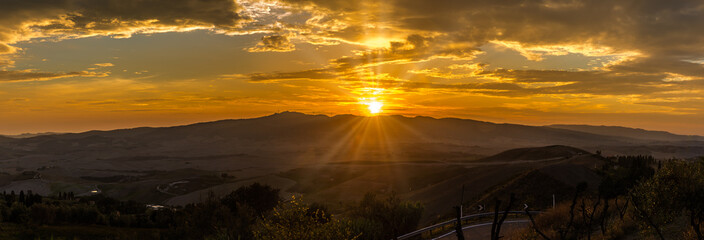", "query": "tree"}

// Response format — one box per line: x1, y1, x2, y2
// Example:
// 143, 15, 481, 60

167, 191, 256, 240
30, 203, 56, 225
221, 182, 280, 217
5, 191, 15, 207
18, 191, 25, 206
578, 194, 600, 240
350, 193, 424, 240
491, 193, 515, 240
9, 202, 29, 224
254, 196, 359, 240
631, 159, 704, 239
